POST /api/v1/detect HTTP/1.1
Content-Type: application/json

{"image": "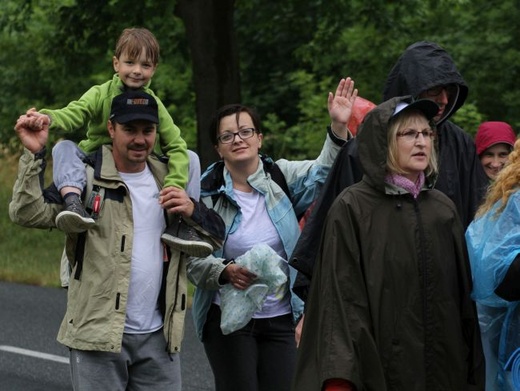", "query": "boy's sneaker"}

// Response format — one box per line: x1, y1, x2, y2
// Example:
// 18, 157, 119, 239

161, 218, 213, 257
55, 194, 95, 233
